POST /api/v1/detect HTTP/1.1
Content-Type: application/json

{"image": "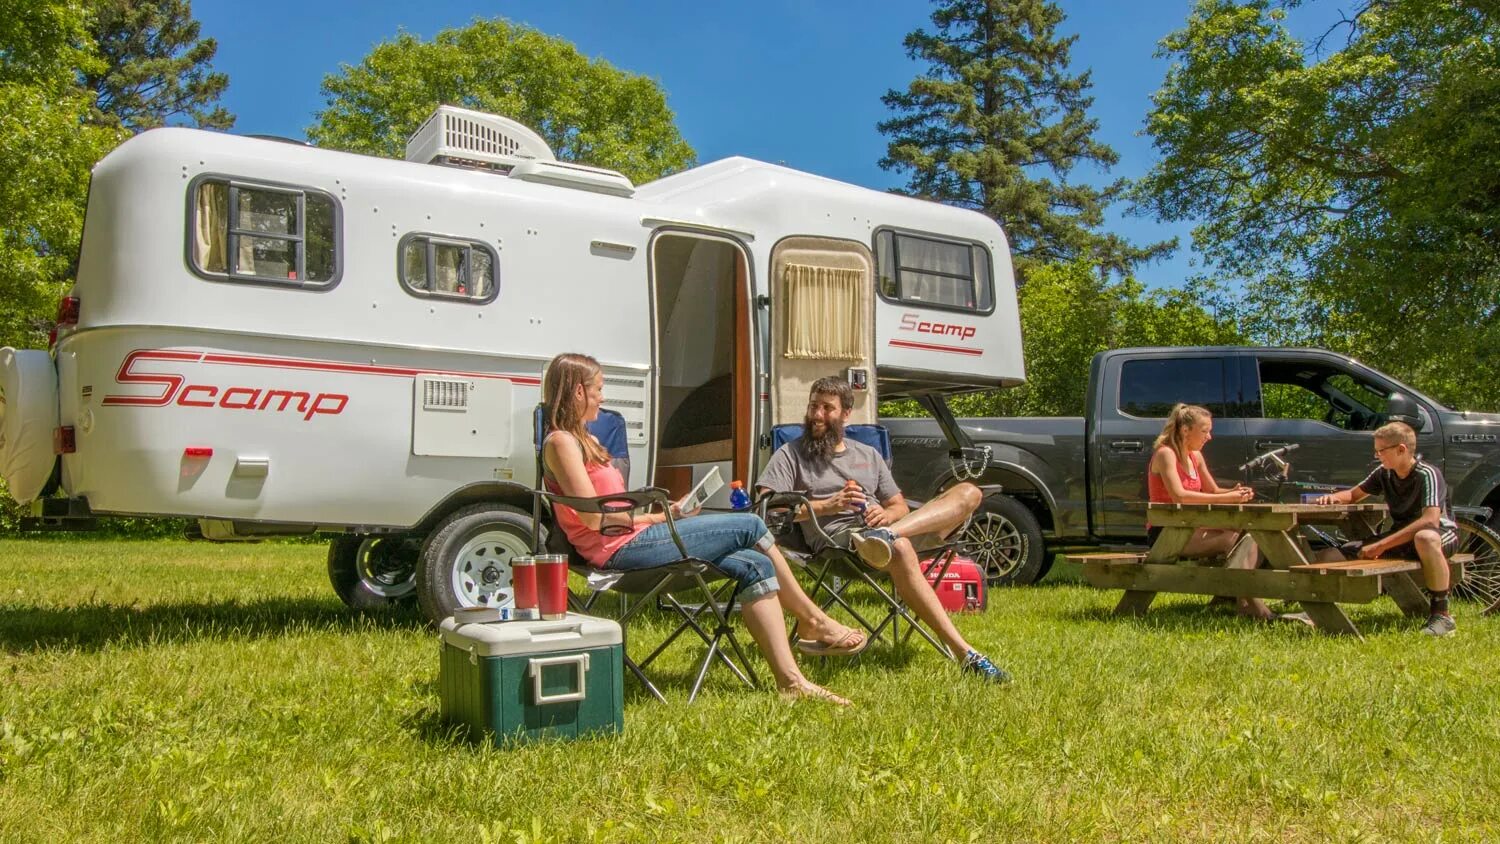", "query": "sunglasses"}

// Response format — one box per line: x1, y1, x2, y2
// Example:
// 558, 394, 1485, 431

1374, 443, 1402, 457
